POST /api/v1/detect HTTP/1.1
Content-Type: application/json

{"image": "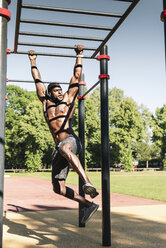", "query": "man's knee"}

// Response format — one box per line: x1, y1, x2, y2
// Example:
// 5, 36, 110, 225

65, 187, 74, 200
52, 180, 61, 194
53, 180, 67, 196
52, 180, 74, 200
